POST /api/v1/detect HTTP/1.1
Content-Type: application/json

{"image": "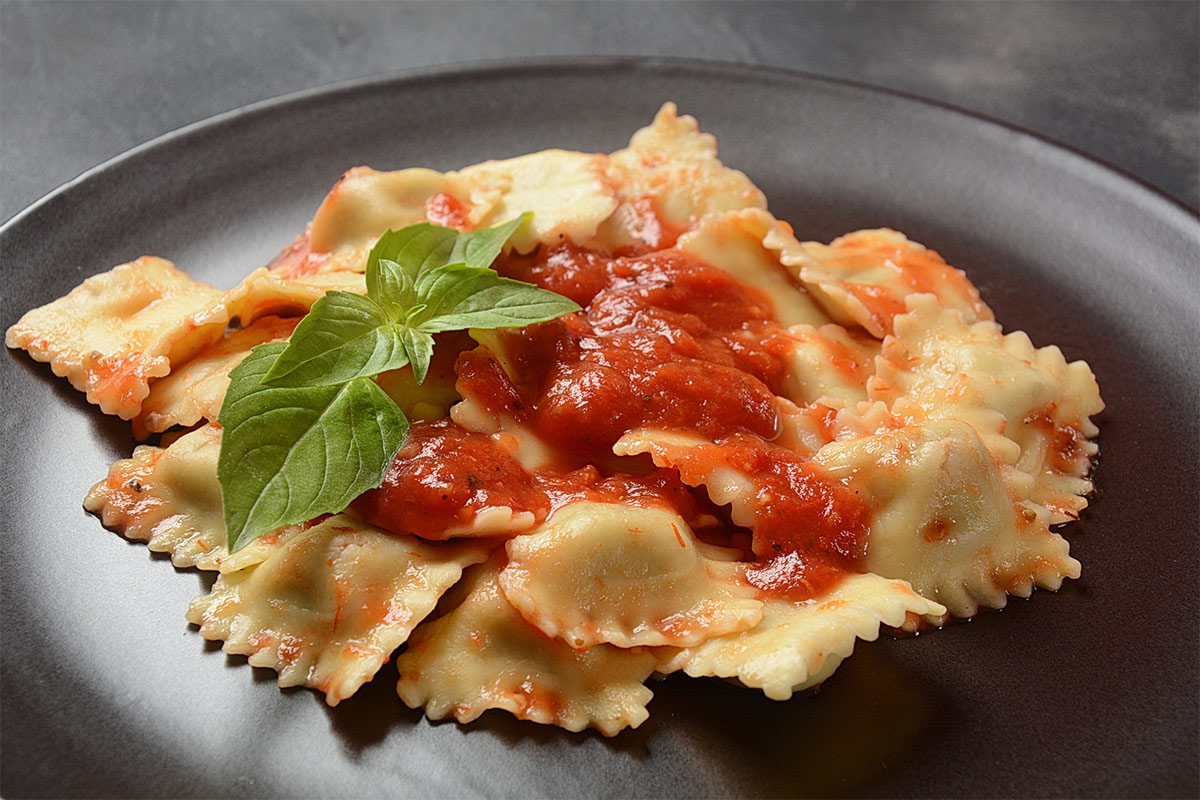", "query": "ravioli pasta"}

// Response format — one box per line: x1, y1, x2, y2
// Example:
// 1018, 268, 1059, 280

8, 103, 1102, 736
499, 502, 763, 649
